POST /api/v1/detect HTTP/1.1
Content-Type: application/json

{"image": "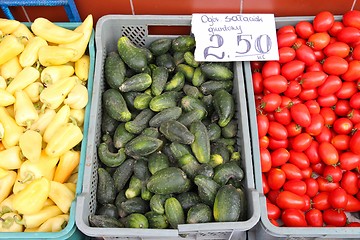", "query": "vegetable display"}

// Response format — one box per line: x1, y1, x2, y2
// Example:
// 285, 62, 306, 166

0, 16, 93, 232
90, 34, 247, 229
252, 10, 360, 227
